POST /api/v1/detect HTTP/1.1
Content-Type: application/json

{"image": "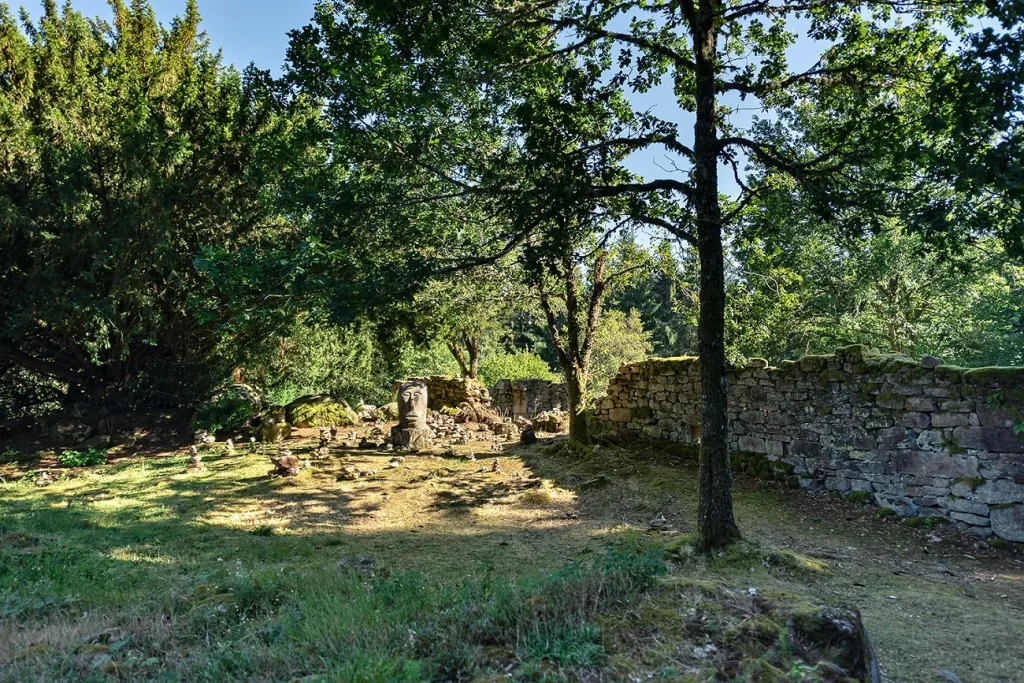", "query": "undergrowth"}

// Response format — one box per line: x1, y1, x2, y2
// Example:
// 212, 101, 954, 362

3, 545, 666, 682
